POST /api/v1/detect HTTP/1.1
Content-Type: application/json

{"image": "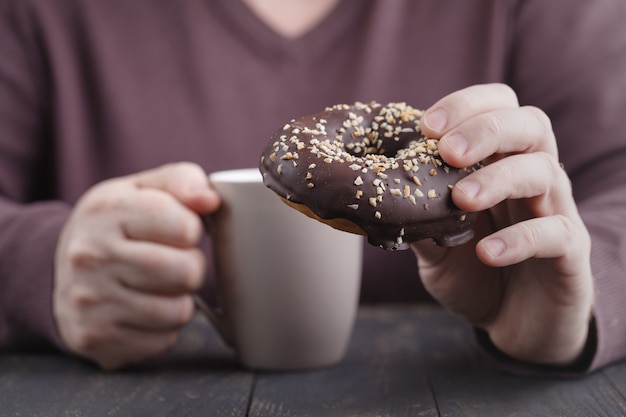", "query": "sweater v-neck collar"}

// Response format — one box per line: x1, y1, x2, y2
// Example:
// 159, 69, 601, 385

212, 0, 365, 62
